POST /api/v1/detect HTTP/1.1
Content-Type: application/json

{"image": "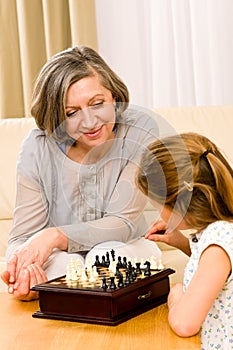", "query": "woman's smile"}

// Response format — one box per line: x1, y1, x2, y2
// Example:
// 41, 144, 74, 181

83, 125, 104, 138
